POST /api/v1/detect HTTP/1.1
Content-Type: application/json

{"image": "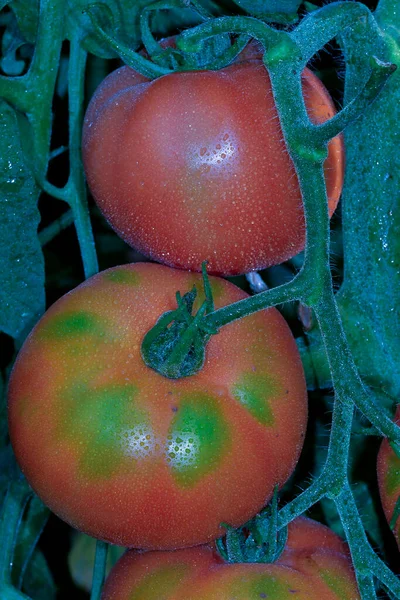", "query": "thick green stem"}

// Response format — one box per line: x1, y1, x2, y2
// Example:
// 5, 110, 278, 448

278, 476, 326, 528
206, 276, 303, 329
178, 15, 282, 52
278, 356, 354, 525
23, 0, 66, 180
335, 484, 400, 599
